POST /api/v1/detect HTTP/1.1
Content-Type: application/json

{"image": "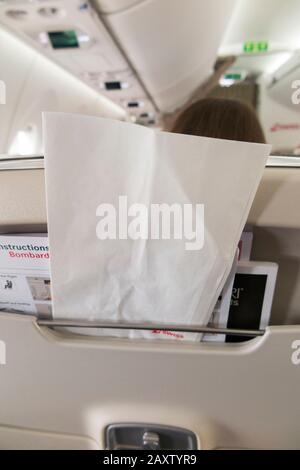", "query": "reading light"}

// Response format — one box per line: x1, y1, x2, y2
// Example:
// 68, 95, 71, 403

77, 33, 90, 44
38, 31, 49, 46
